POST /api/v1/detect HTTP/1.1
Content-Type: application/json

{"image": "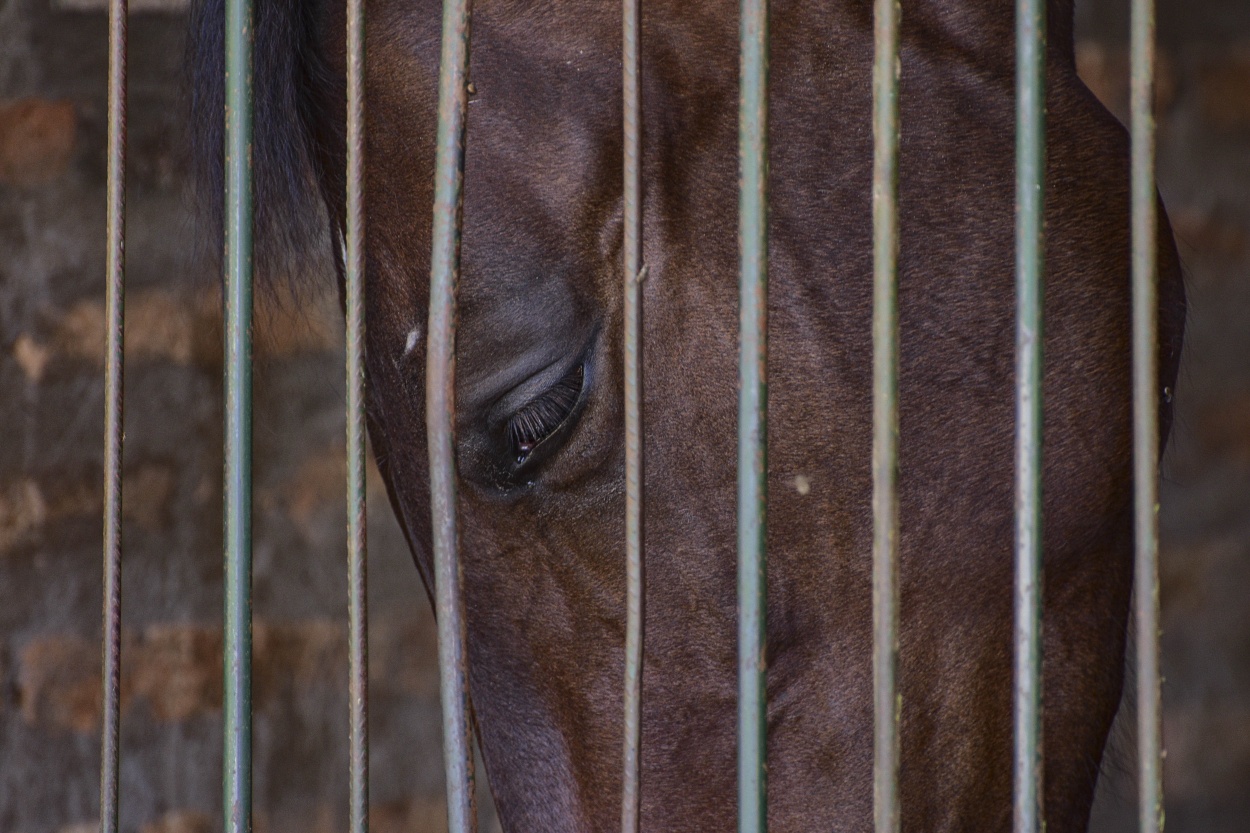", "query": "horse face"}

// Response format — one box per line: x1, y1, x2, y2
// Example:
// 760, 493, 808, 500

193, 0, 1185, 828
335, 5, 773, 827
333, 5, 728, 828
